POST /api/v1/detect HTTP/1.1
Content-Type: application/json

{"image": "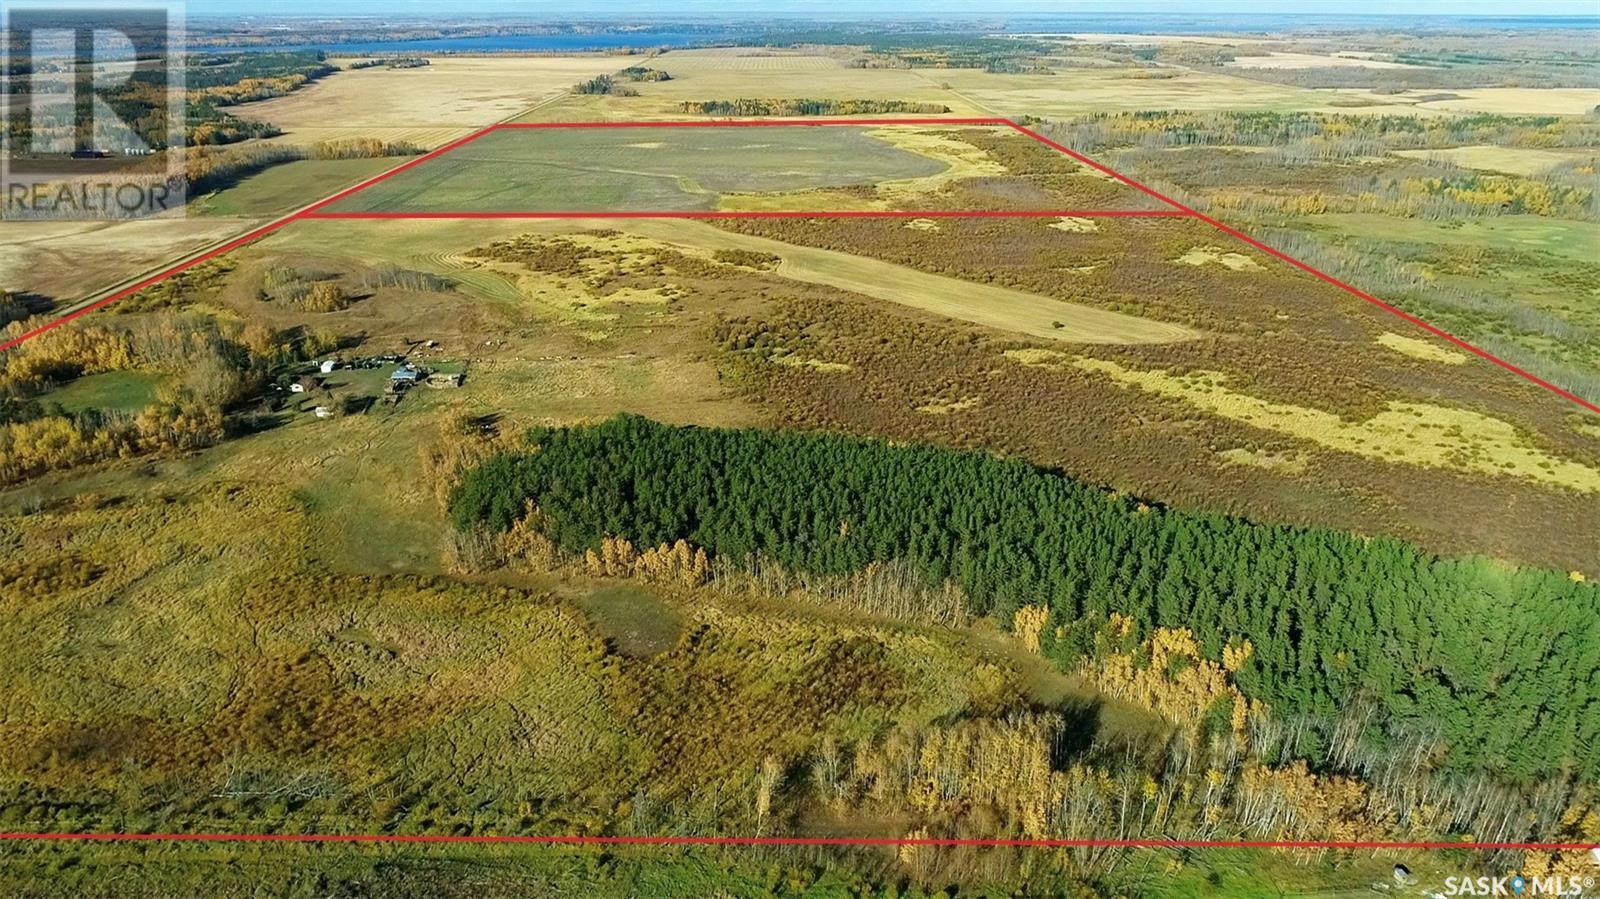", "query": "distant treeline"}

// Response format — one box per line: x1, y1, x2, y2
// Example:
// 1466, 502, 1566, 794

1052, 110, 1600, 154
4, 50, 334, 149
680, 98, 950, 116
756, 30, 1057, 71
347, 57, 431, 70
1213, 51, 1600, 91
452, 415, 1600, 783
187, 137, 421, 195
186, 52, 336, 145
